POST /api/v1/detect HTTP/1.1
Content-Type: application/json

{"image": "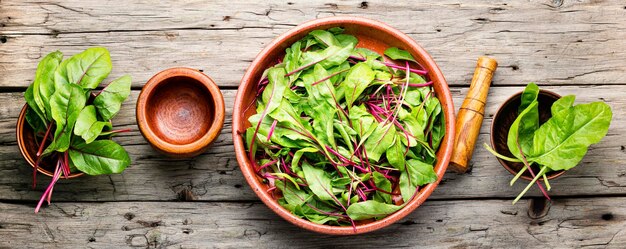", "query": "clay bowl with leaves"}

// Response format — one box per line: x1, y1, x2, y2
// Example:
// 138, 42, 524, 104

16, 47, 132, 213
490, 88, 566, 181
232, 16, 455, 235
487, 83, 612, 204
